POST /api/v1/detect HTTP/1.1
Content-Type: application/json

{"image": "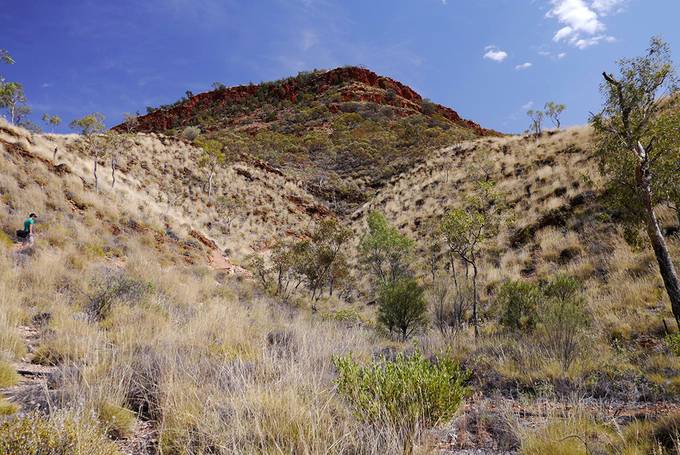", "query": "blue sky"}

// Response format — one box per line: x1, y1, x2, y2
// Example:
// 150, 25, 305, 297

2, 0, 679, 133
